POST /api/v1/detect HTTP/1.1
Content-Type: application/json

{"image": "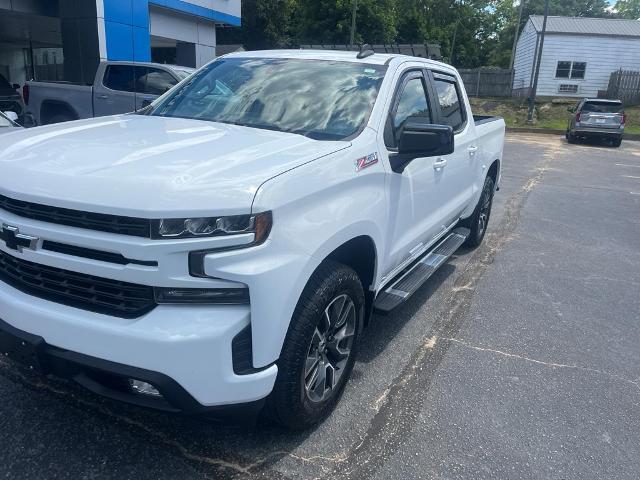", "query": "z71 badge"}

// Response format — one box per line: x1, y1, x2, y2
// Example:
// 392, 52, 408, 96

355, 152, 379, 171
